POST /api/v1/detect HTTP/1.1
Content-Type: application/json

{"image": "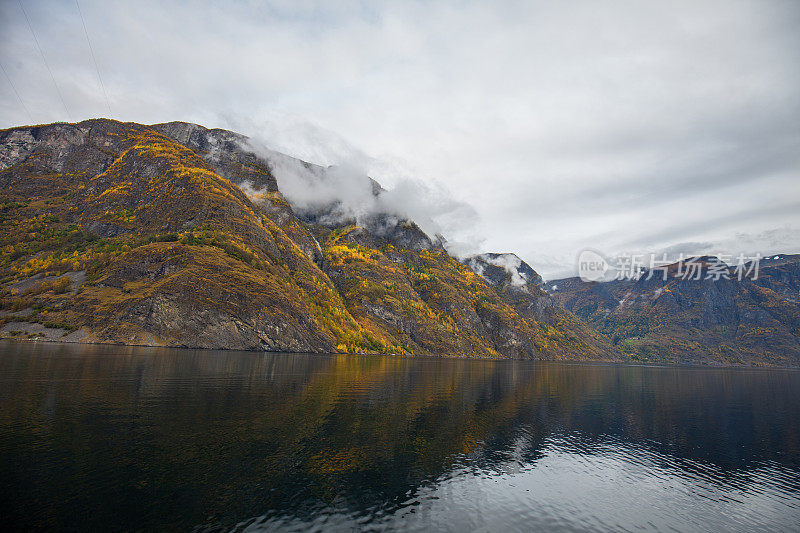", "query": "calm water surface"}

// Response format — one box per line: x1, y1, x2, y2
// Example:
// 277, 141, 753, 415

0, 341, 798, 532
